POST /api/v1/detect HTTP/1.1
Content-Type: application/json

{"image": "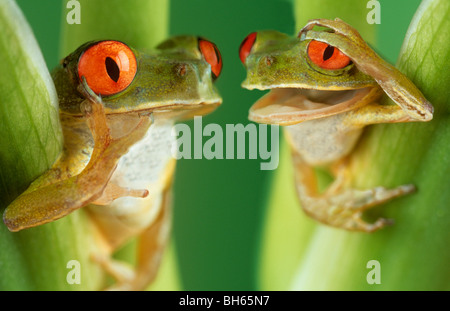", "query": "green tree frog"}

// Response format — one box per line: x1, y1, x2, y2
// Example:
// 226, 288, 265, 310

239, 18, 433, 232
3, 36, 223, 289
